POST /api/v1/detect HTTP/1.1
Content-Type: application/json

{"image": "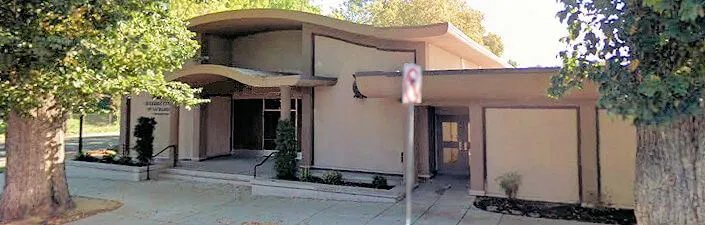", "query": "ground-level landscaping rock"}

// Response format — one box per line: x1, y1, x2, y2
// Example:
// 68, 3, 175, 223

473, 196, 636, 225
